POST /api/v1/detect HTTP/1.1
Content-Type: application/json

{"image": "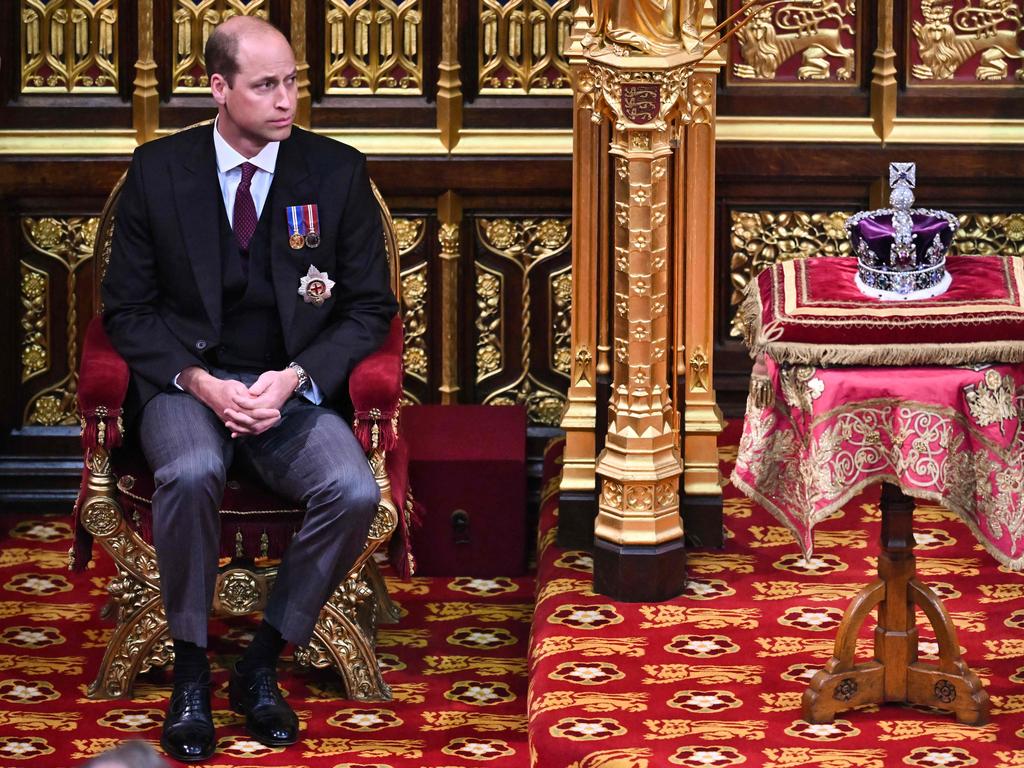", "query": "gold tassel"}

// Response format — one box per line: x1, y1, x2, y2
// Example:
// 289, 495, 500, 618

750, 374, 774, 409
